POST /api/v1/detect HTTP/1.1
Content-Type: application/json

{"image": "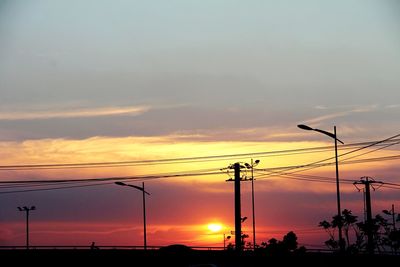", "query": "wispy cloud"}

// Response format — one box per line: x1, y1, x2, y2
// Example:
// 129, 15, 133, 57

314, 105, 328, 110
385, 104, 400, 109
0, 105, 150, 120
305, 105, 378, 125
